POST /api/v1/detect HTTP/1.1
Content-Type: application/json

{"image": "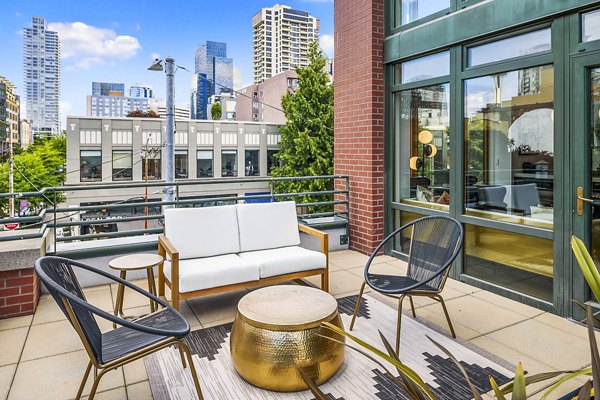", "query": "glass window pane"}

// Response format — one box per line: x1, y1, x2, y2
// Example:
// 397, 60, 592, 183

396, 83, 450, 210
464, 224, 553, 301
145, 154, 161, 180
398, 0, 449, 26
222, 150, 237, 177
80, 150, 101, 182
112, 151, 132, 181
196, 150, 213, 178
175, 150, 188, 179
468, 29, 551, 67
583, 9, 600, 43
401, 52, 450, 84
464, 65, 554, 227
245, 150, 259, 176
